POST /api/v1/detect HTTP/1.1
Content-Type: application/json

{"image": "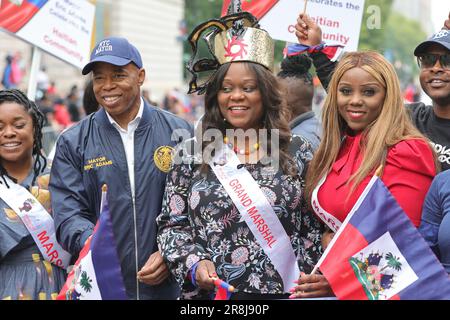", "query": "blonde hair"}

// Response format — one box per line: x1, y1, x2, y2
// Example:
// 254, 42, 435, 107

306, 51, 432, 203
